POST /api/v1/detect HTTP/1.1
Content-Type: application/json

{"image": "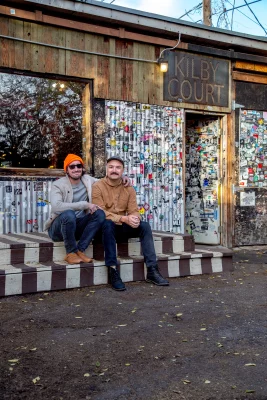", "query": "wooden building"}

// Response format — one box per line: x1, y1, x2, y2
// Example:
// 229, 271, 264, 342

1, 0, 267, 248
